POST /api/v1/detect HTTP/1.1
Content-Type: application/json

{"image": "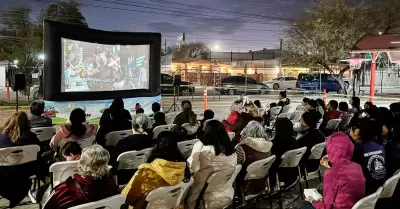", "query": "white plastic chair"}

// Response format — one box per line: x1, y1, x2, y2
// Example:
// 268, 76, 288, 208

380, 172, 400, 198
165, 112, 179, 124
339, 113, 354, 131
201, 165, 242, 209
269, 106, 283, 120
49, 160, 79, 188
182, 123, 199, 135
352, 187, 383, 209
243, 155, 276, 201
228, 132, 235, 141
68, 194, 126, 209
276, 147, 307, 208
177, 139, 199, 158
115, 148, 153, 185
304, 142, 326, 188
316, 118, 323, 129
282, 105, 292, 113
325, 119, 342, 131
278, 113, 290, 119
105, 129, 133, 147
148, 117, 155, 128
145, 178, 194, 209
31, 127, 56, 142
152, 124, 176, 139
290, 111, 303, 123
